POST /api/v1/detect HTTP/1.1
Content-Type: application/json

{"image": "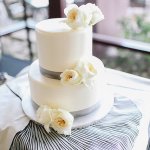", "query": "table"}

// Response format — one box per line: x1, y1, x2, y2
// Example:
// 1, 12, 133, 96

0, 67, 150, 150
